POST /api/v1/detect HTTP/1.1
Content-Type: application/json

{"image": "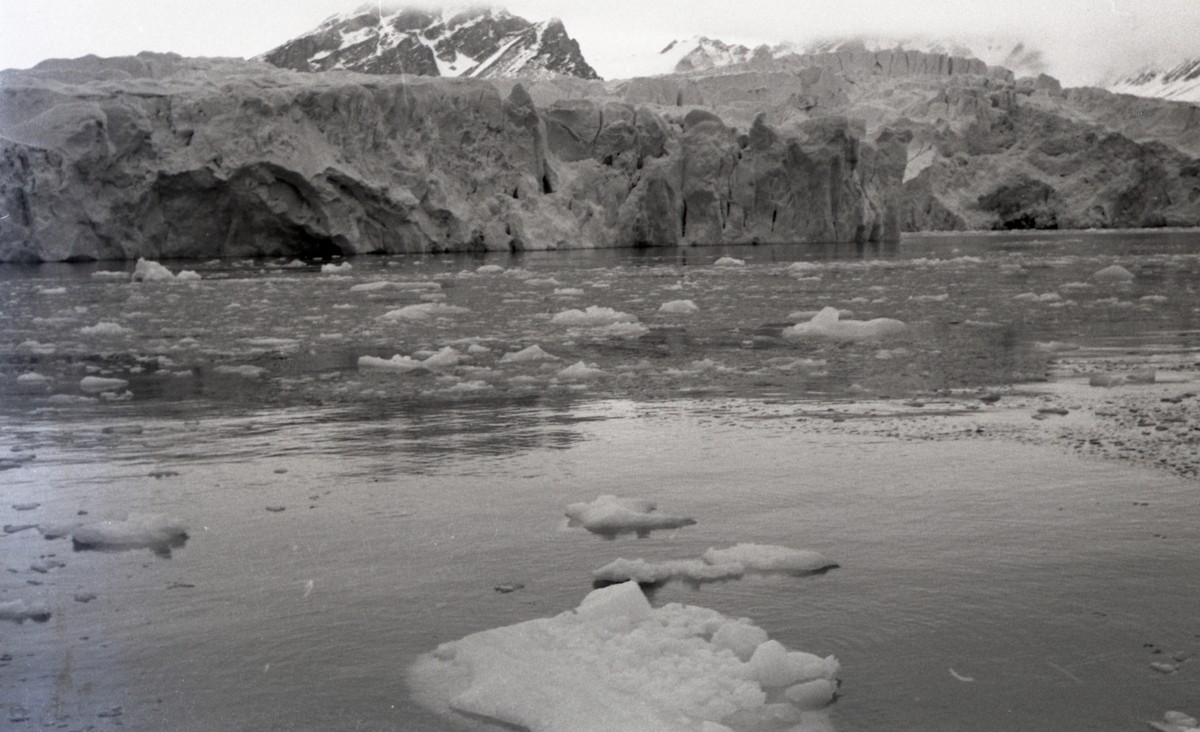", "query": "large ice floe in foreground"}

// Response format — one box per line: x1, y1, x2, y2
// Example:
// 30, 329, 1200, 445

782, 307, 906, 341
566, 495, 697, 537
408, 581, 839, 732
593, 544, 839, 586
